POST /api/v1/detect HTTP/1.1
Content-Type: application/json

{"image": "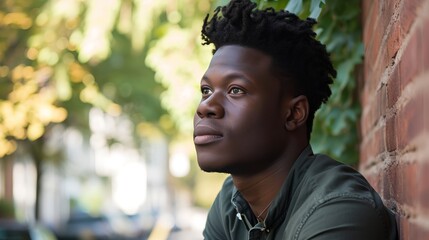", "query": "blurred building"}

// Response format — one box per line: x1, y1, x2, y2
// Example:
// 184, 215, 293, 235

0, 107, 173, 238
